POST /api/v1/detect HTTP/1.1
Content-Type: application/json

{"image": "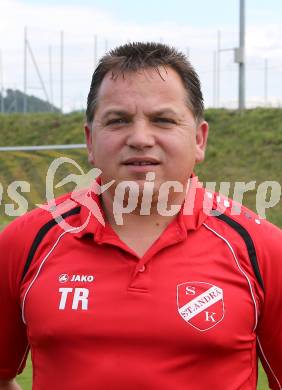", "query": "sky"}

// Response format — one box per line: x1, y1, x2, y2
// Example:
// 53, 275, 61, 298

0, 0, 282, 112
